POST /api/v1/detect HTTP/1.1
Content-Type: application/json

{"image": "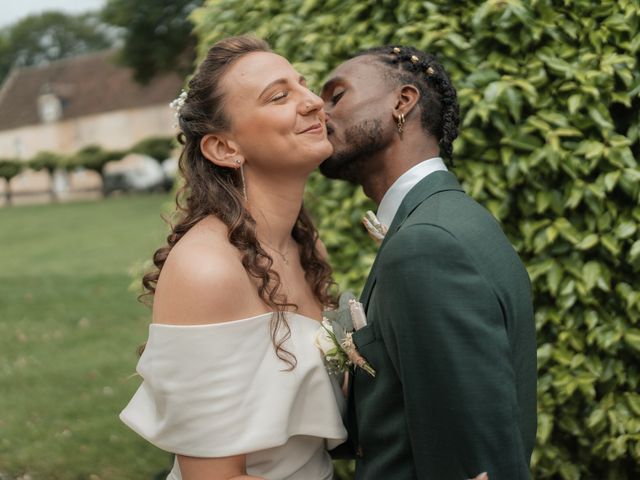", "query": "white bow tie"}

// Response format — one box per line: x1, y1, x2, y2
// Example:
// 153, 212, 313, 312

362, 210, 388, 244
